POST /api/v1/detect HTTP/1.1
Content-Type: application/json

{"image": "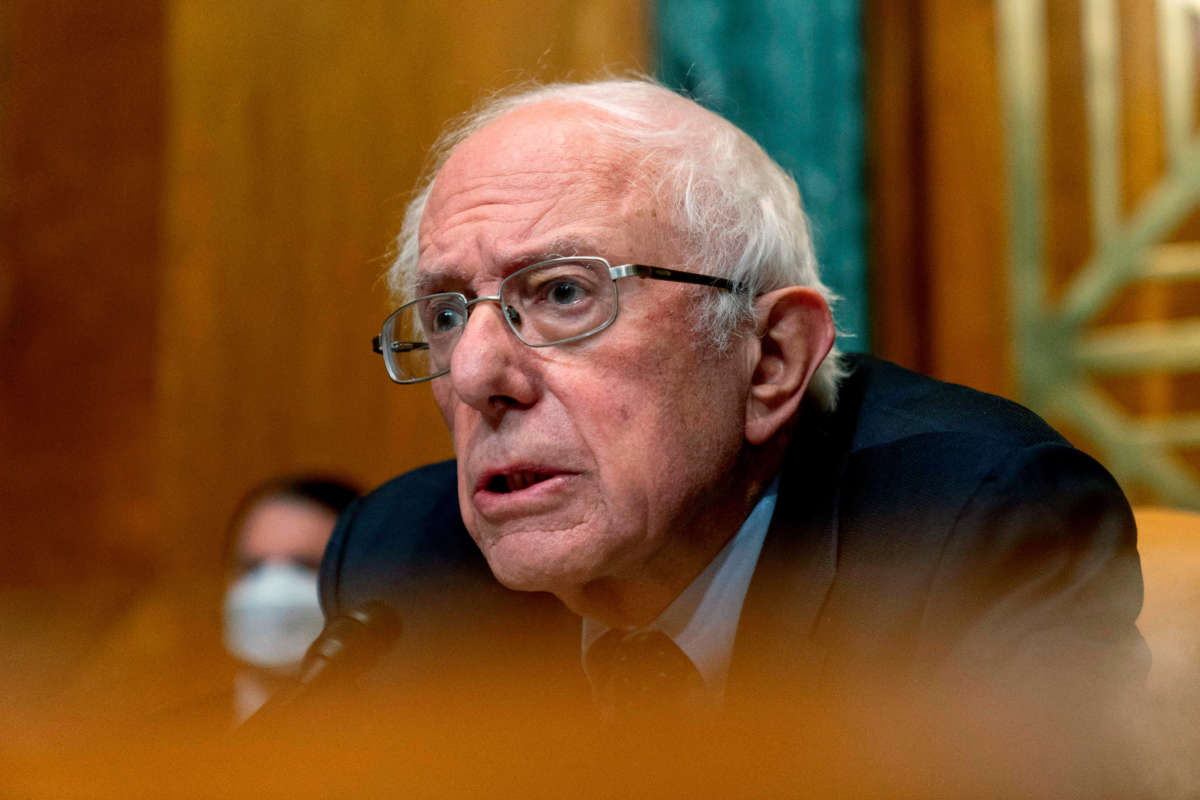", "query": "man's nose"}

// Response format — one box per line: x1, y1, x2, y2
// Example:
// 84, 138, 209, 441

448, 301, 538, 416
